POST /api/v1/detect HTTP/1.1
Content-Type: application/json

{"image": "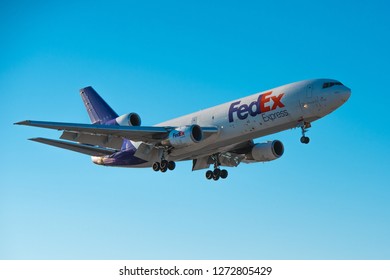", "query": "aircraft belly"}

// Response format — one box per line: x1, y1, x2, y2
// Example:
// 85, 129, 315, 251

115, 162, 153, 168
